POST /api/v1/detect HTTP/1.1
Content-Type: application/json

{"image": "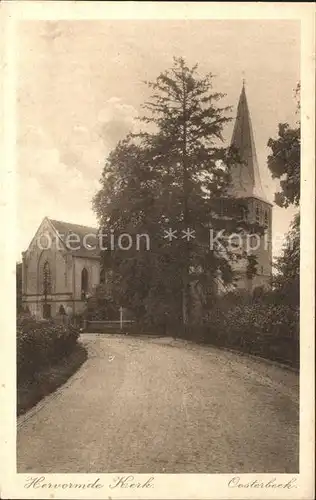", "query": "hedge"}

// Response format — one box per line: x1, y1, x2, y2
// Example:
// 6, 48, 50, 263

17, 314, 80, 385
185, 303, 299, 369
